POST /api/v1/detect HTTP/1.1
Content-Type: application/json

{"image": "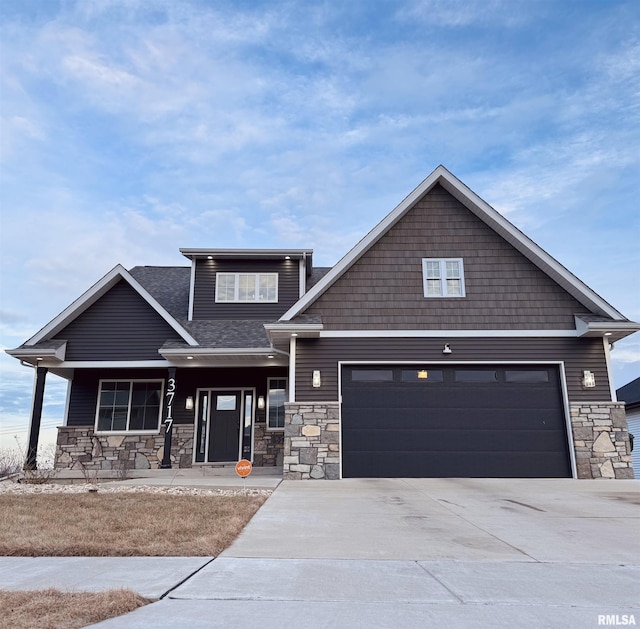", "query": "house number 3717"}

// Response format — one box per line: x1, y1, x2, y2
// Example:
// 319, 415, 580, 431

165, 378, 176, 432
